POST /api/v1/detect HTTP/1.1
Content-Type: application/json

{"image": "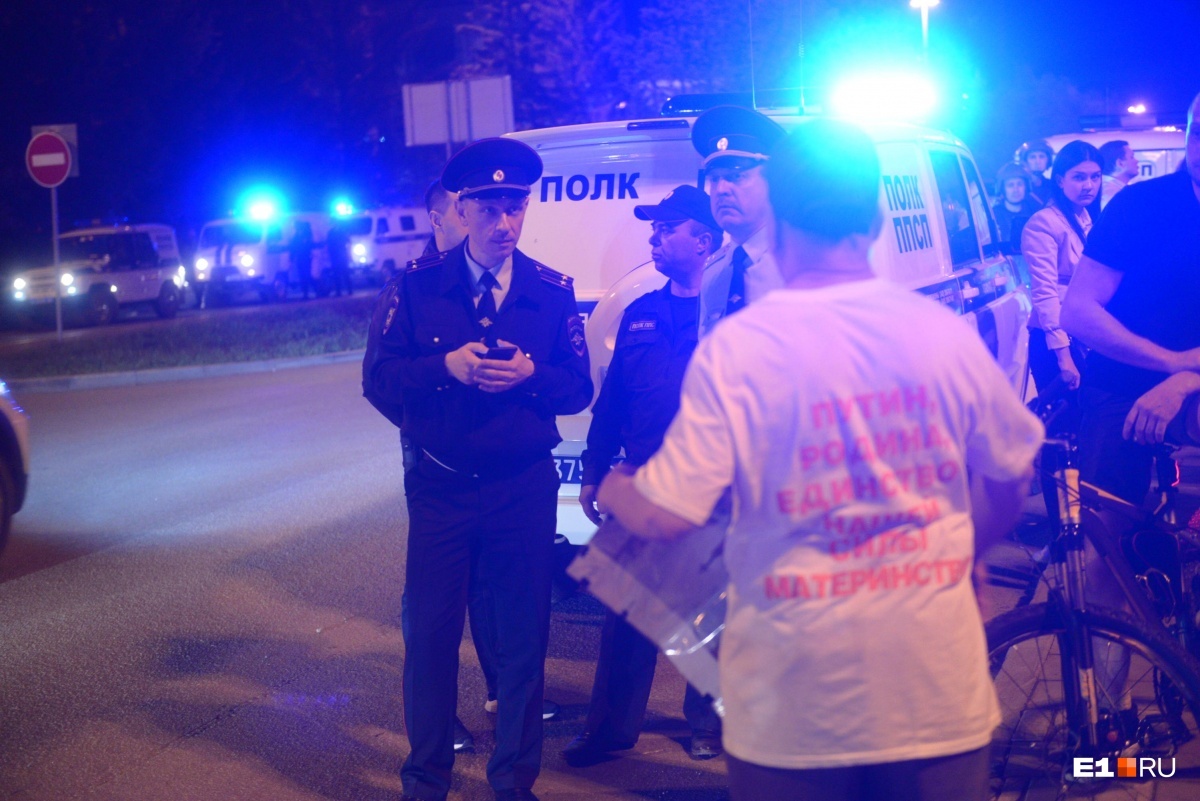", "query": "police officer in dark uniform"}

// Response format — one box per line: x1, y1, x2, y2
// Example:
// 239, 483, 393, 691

565, 185, 724, 766
366, 138, 592, 801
